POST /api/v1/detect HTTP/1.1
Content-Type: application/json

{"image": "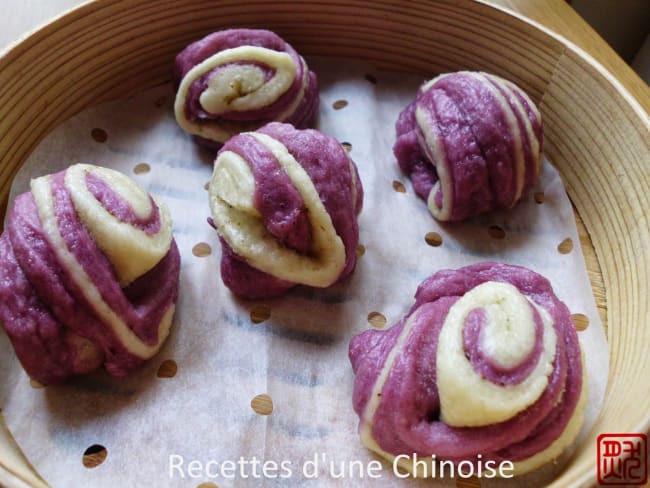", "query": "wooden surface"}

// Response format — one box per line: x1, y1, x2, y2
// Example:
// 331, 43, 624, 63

0, 1, 648, 487
1, 0, 647, 113
488, 0, 650, 114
